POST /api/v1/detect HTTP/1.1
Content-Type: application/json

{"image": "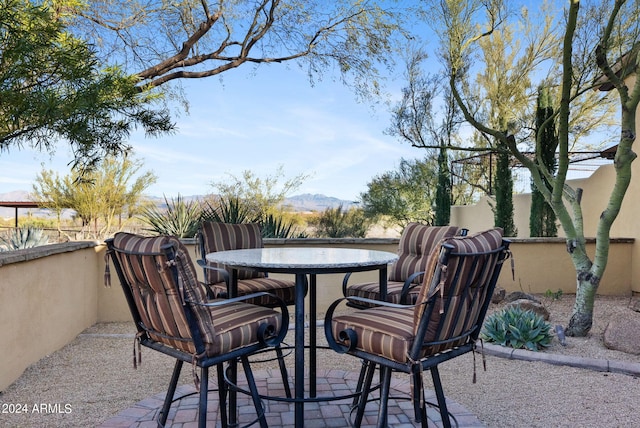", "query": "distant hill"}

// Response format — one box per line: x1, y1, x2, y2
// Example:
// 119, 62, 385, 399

282, 194, 358, 212
0, 190, 358, 219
